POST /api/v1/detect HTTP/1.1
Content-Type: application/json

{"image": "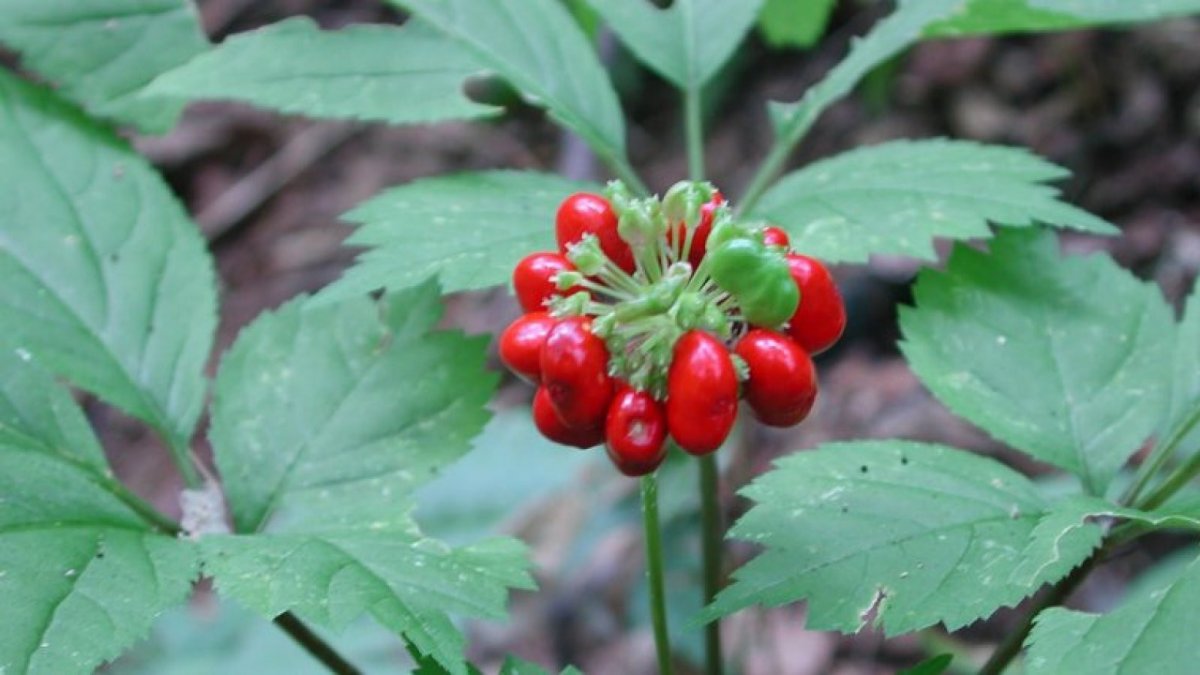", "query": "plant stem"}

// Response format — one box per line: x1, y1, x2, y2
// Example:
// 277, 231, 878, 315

274, 612, 362, 675
161, 428, 202, 489
978, 544, 1104, 675
641, 473, 674, 675
735, 116, 815, 216
1139, 442, 1200, 511
114, 480, 182, 535
1127, 406, 1200, 508
698, 454, 725, 675
685, 85, 705, 182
